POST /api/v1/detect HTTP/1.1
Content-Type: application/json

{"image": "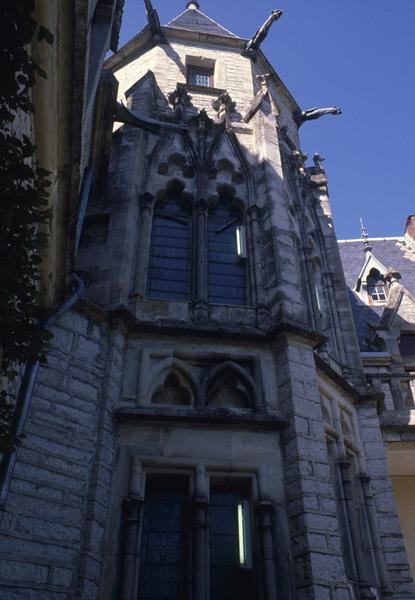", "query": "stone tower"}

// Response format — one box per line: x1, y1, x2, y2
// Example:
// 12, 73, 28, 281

0, 3, 414, 599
